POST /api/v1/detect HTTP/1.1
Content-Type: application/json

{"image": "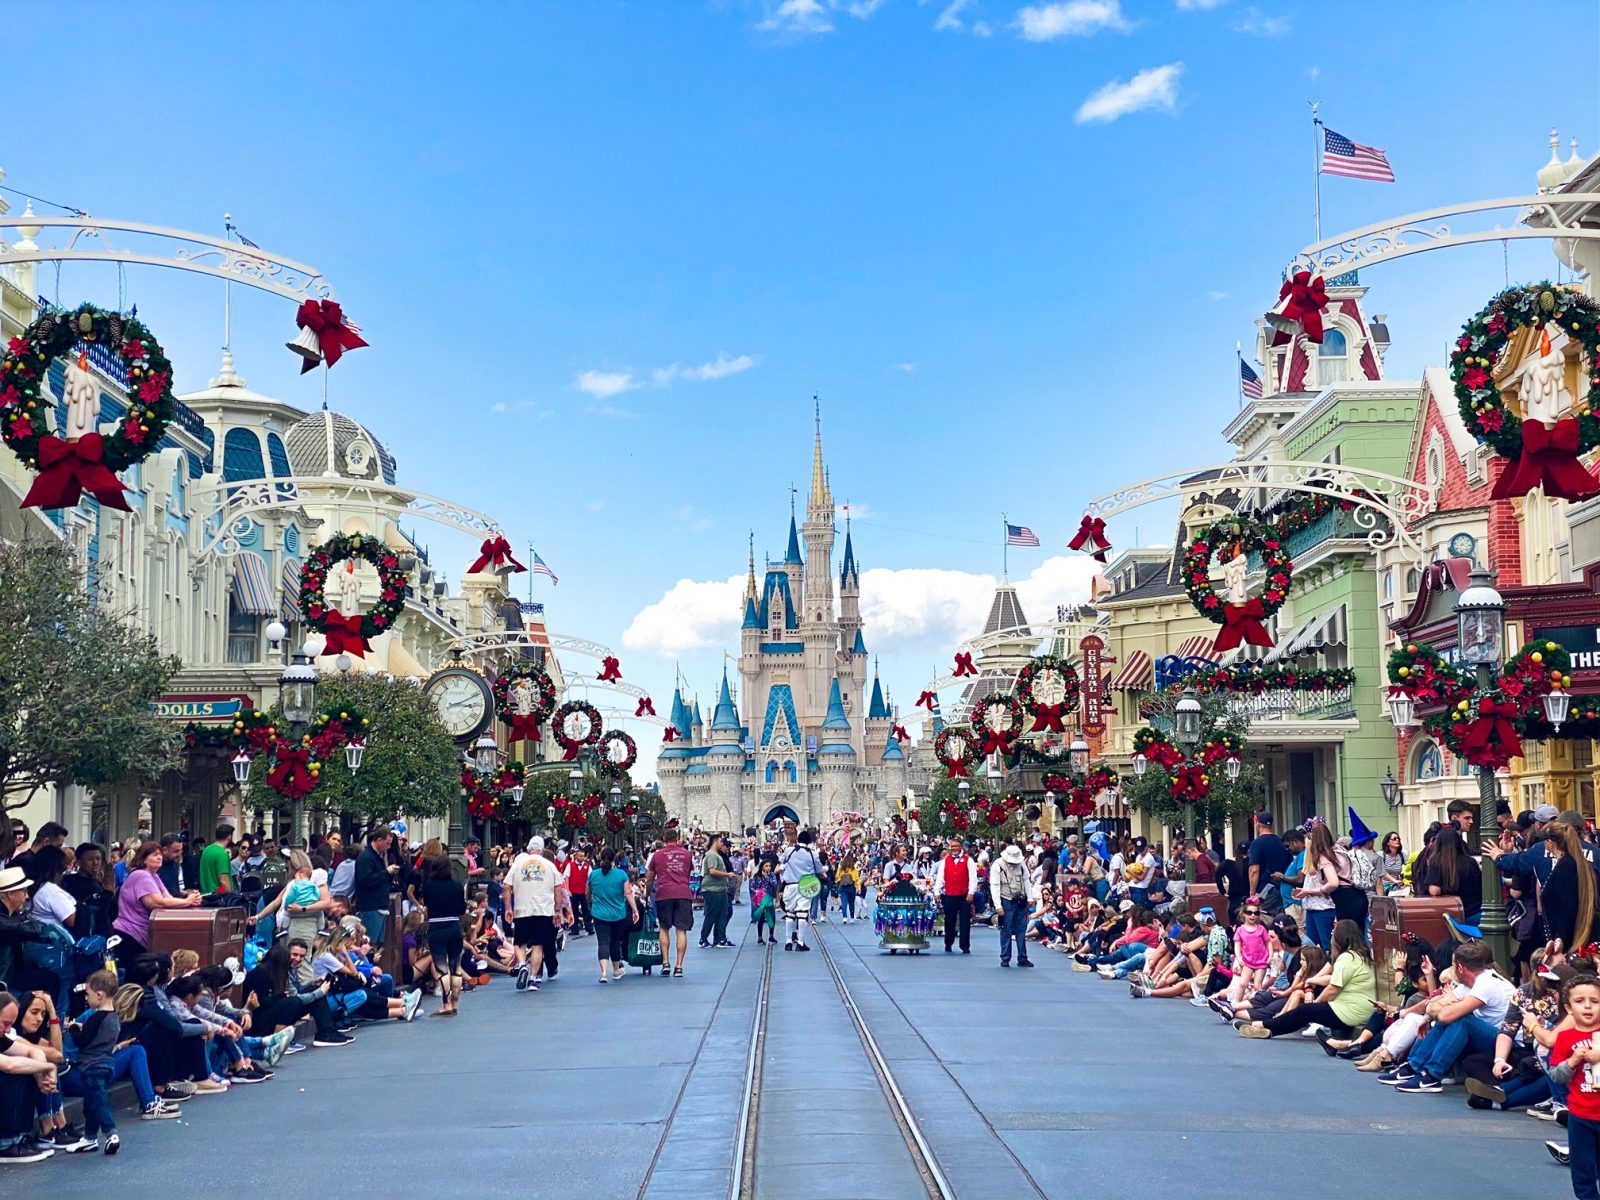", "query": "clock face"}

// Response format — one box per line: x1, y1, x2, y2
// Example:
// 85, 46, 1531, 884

426, 669, 491, 740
